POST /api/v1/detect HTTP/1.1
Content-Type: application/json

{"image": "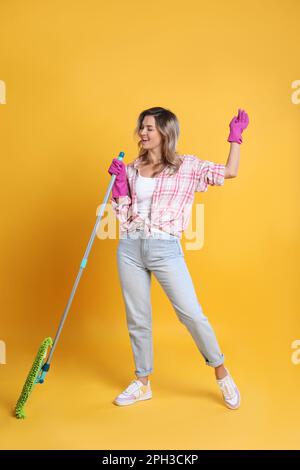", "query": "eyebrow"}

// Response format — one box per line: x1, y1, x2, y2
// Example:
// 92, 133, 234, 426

141, 125, 154, 128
